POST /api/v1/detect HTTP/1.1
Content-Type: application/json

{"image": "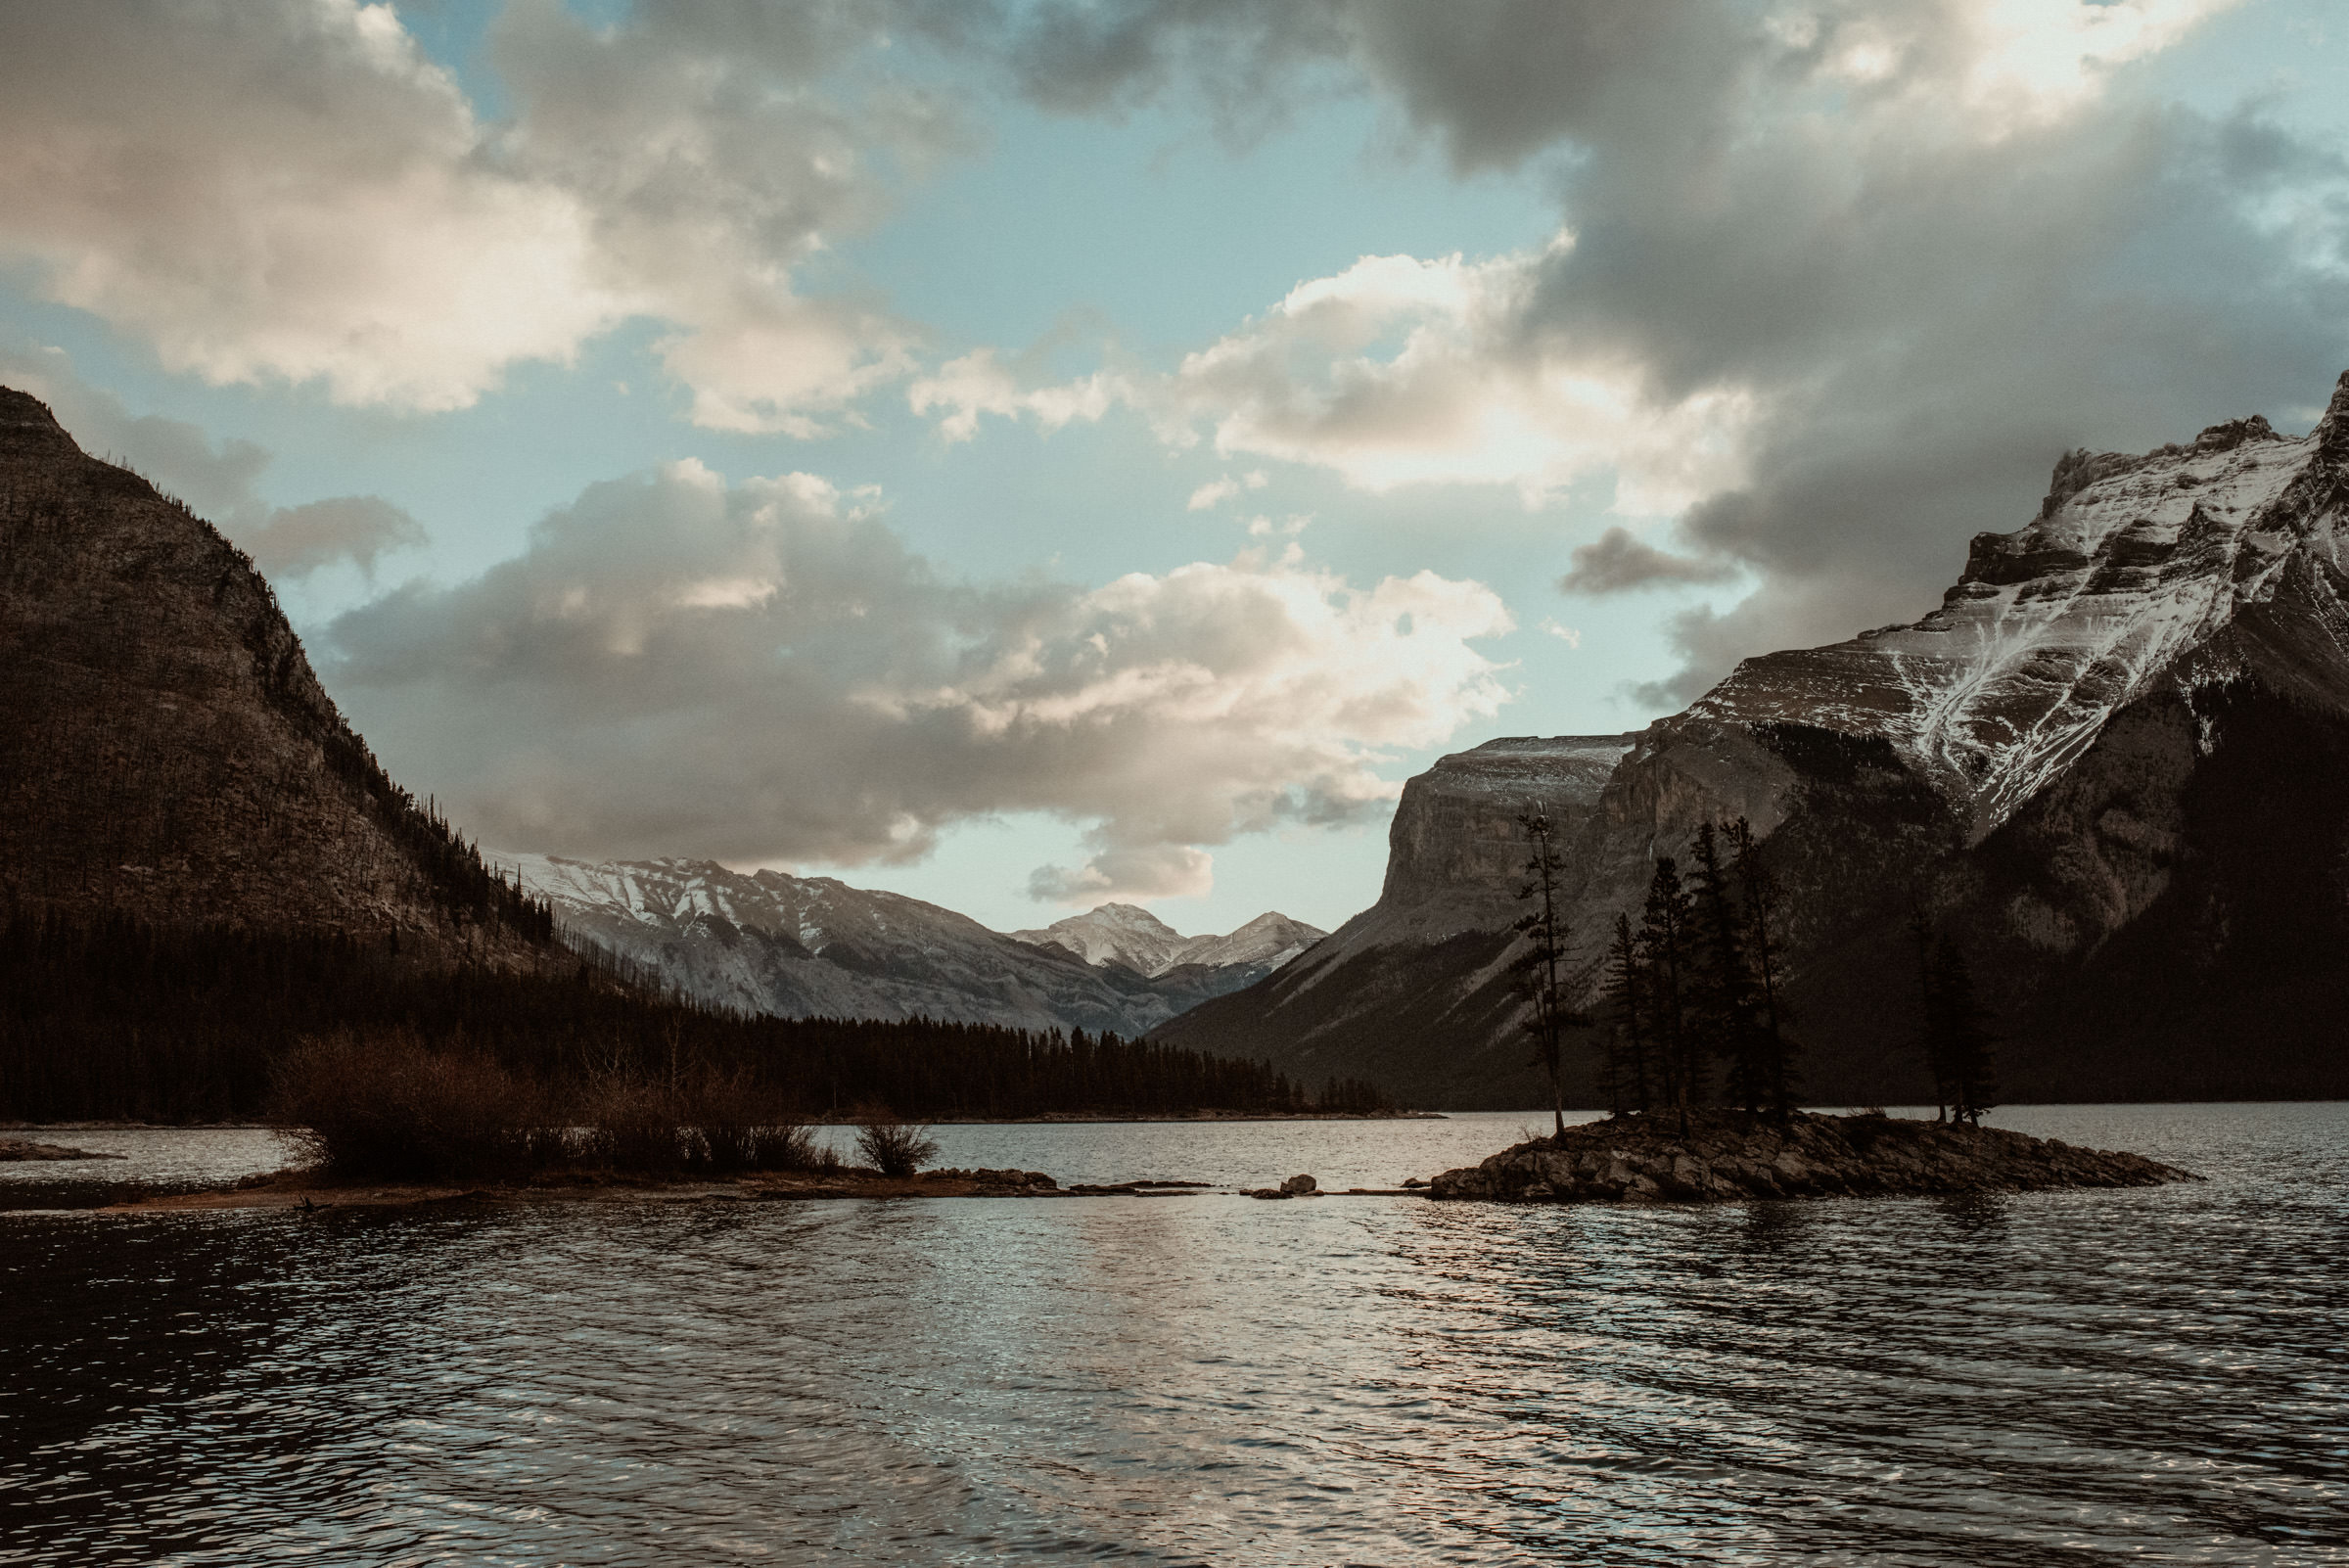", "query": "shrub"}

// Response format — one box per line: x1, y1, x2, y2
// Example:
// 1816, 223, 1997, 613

268, 1030, 544, 1180
852, 1105, 939, 1177
578, 1078, 685, 1174
673, 1067, 821, 1173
